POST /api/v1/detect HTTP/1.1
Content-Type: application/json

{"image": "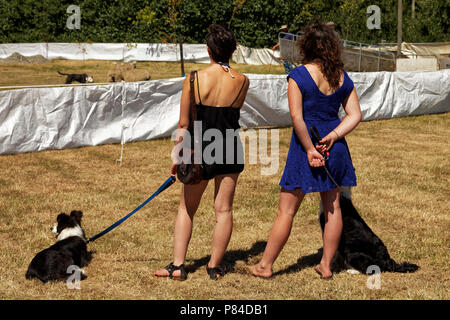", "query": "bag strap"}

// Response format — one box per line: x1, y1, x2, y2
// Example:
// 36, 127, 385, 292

189, 71, 197, 122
